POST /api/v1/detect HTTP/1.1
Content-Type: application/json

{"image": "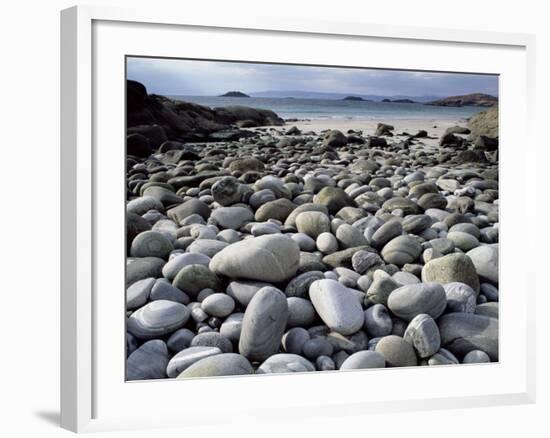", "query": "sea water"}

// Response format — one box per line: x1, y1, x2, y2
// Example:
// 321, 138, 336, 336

168, 96, 488, 121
